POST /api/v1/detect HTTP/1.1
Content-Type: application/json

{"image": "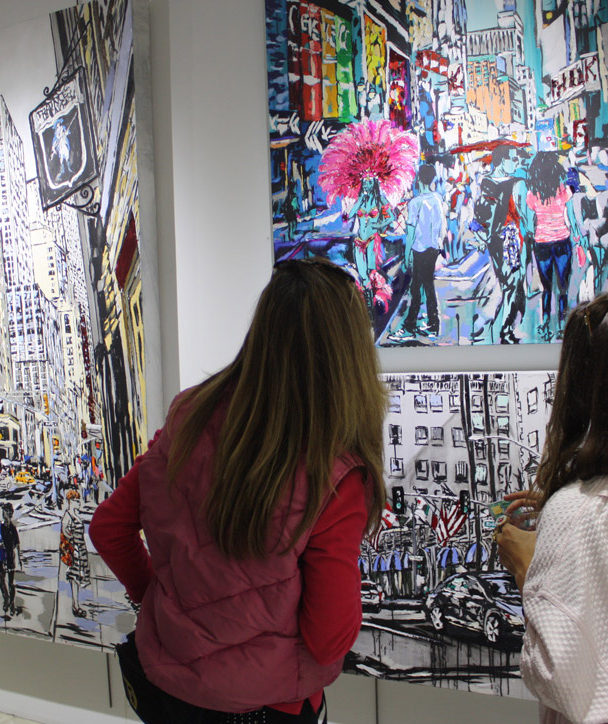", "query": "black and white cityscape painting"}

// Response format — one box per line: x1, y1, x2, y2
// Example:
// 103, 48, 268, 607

346, 371, 555, 698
